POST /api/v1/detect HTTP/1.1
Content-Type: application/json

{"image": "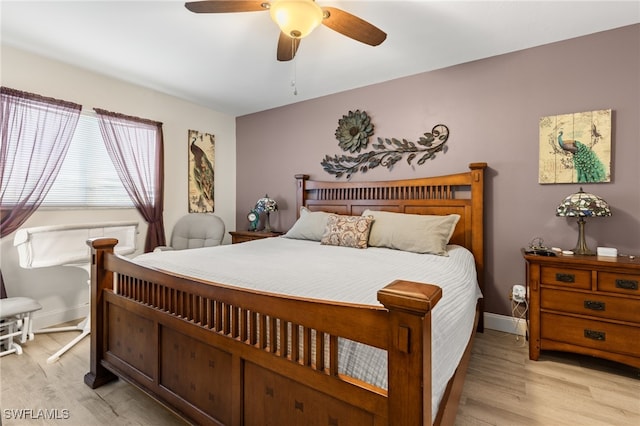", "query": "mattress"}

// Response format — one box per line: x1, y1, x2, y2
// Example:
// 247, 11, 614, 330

133, 236, 482, 419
